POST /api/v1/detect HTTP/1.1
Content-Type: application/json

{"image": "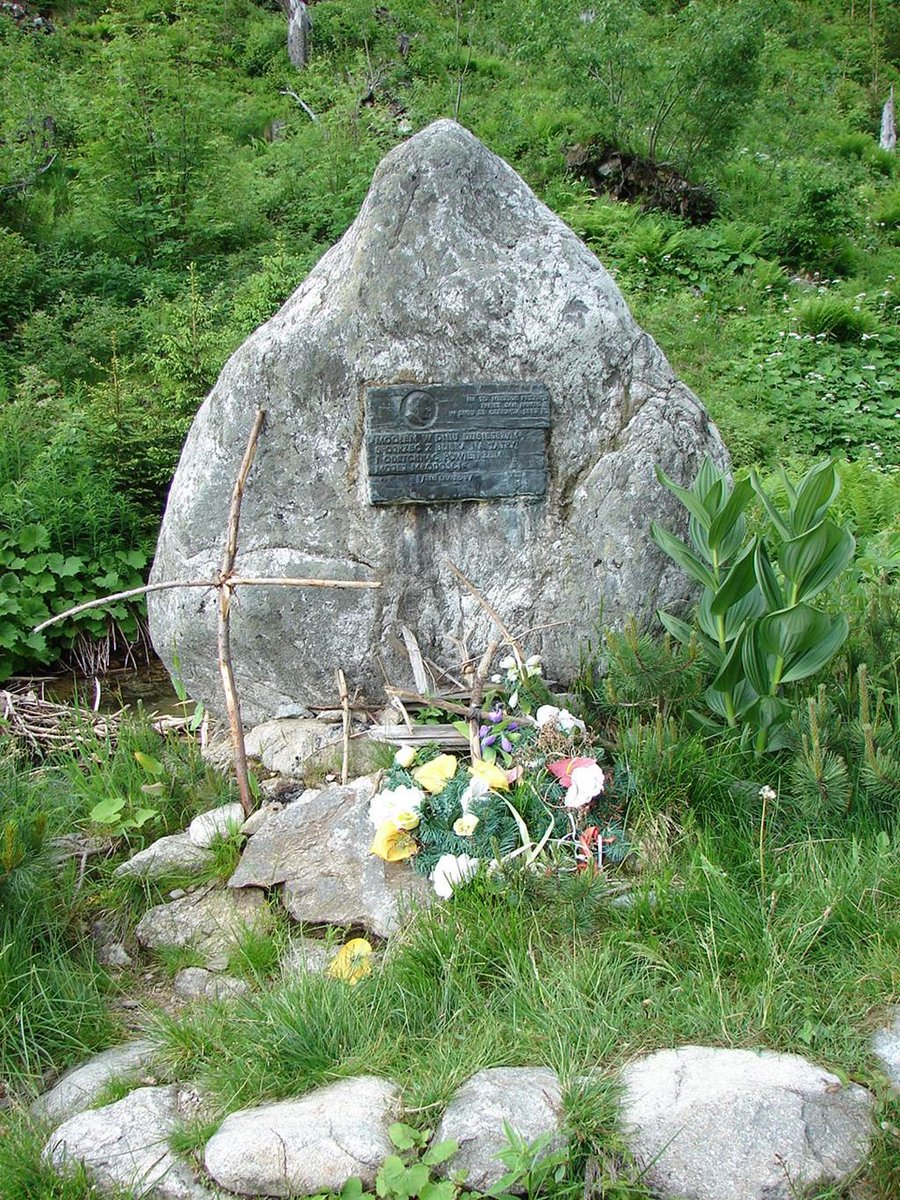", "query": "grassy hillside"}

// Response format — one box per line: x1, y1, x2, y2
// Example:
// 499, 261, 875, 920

1, 0, 899, 669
